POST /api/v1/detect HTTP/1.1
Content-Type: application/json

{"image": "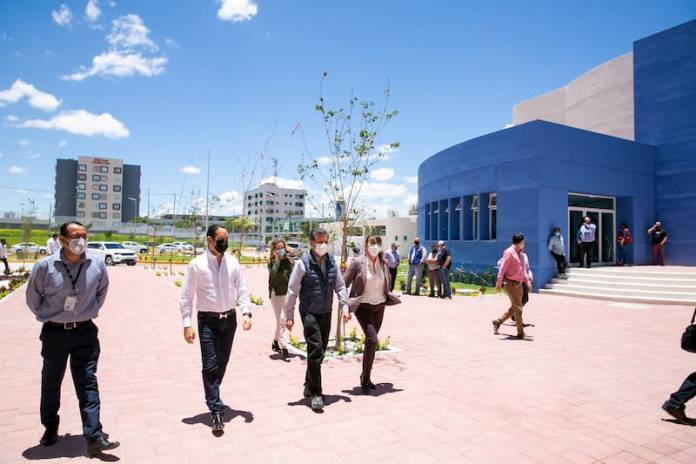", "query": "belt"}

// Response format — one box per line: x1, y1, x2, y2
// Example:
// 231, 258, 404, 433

44, 320, 92, 330
198, 309, 235, 320
505, 279, 522, 285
